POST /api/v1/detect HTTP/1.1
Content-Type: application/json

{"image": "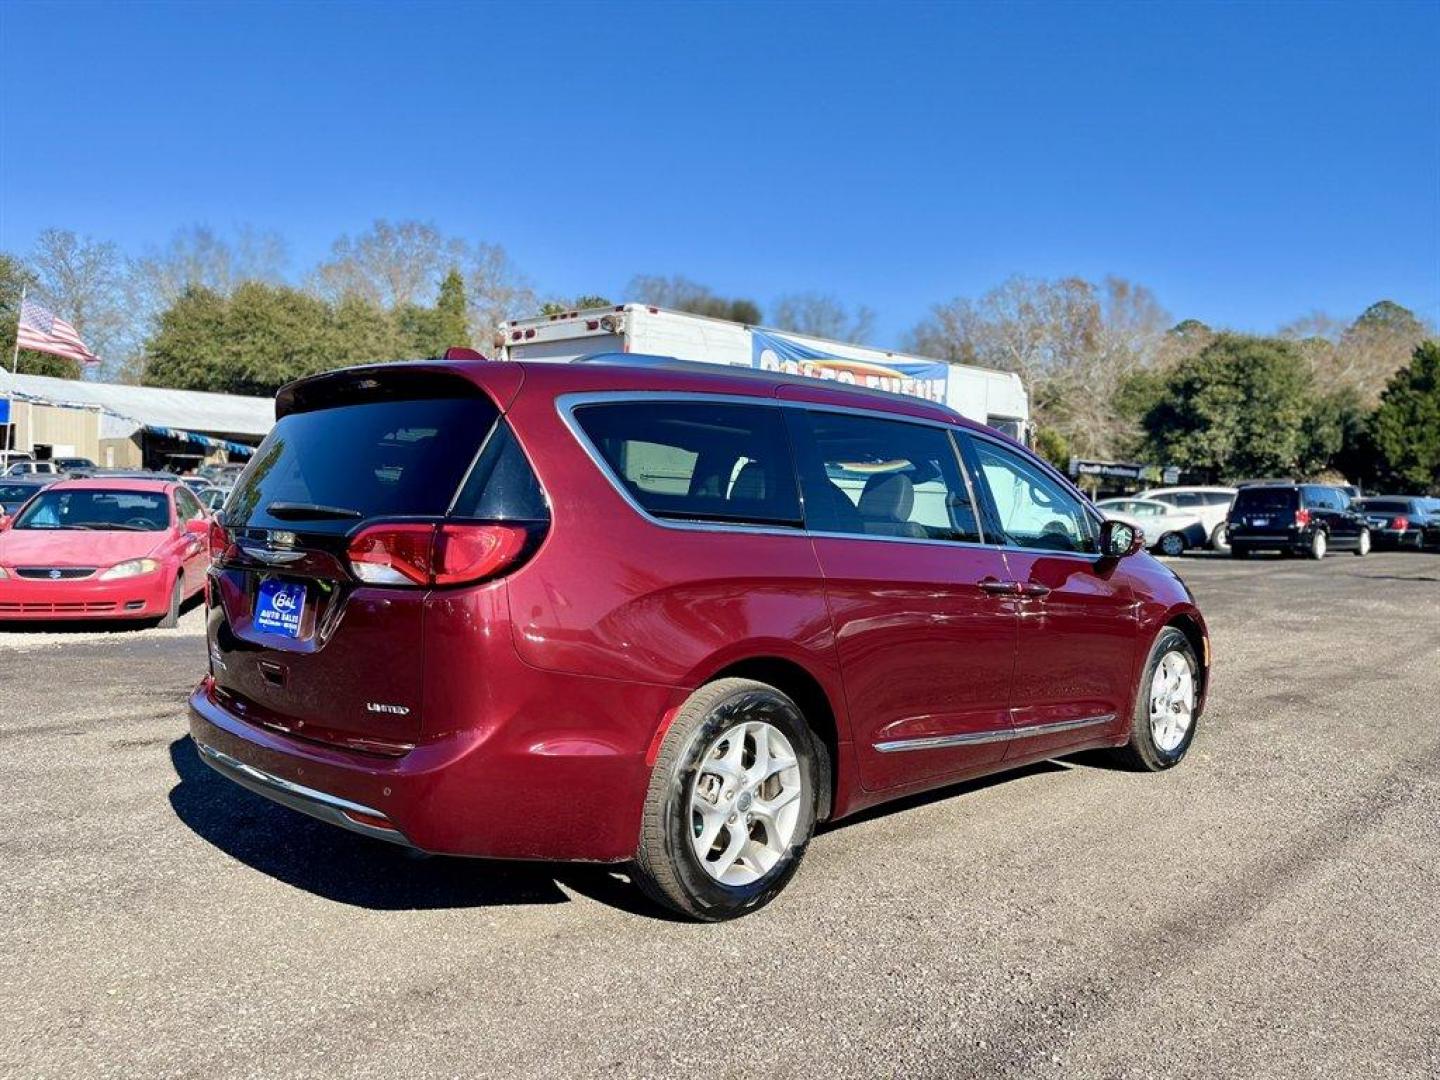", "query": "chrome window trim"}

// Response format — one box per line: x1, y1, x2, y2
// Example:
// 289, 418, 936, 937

556, 390, 1003, 548
873, 713, 1116, 753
